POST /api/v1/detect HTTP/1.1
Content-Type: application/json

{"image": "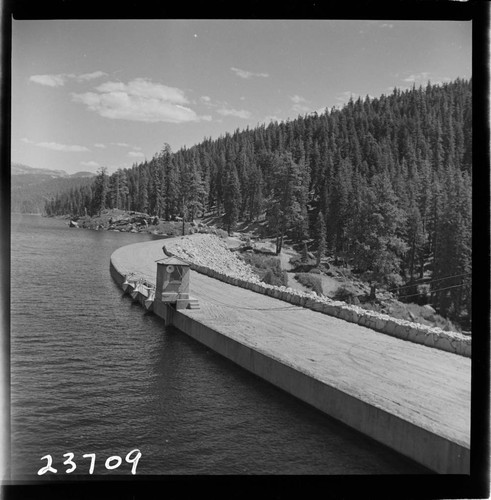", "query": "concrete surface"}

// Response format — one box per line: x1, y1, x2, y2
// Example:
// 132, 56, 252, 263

110, 238, 471, 474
